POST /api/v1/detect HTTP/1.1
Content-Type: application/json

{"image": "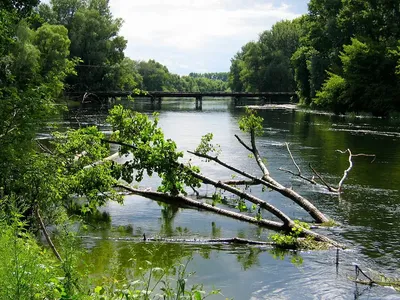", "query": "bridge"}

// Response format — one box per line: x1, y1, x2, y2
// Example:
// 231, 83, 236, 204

67, 91, 298, 109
